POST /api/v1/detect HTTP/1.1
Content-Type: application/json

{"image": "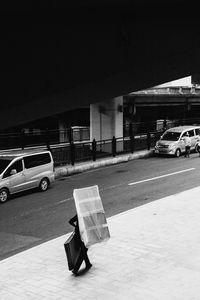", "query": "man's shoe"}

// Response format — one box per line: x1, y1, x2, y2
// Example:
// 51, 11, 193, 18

72, 269, 78, 276
86, 263, 92, 270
